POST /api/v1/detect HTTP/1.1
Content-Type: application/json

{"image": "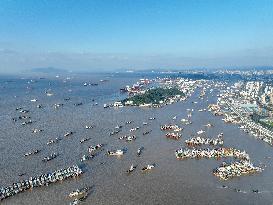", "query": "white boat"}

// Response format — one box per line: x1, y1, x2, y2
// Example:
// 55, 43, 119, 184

197, 130, 205, 135
126, 164, 136, 173
107, 149, 124, 156
142, 164, 155, 171
30, 99, 37, 102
